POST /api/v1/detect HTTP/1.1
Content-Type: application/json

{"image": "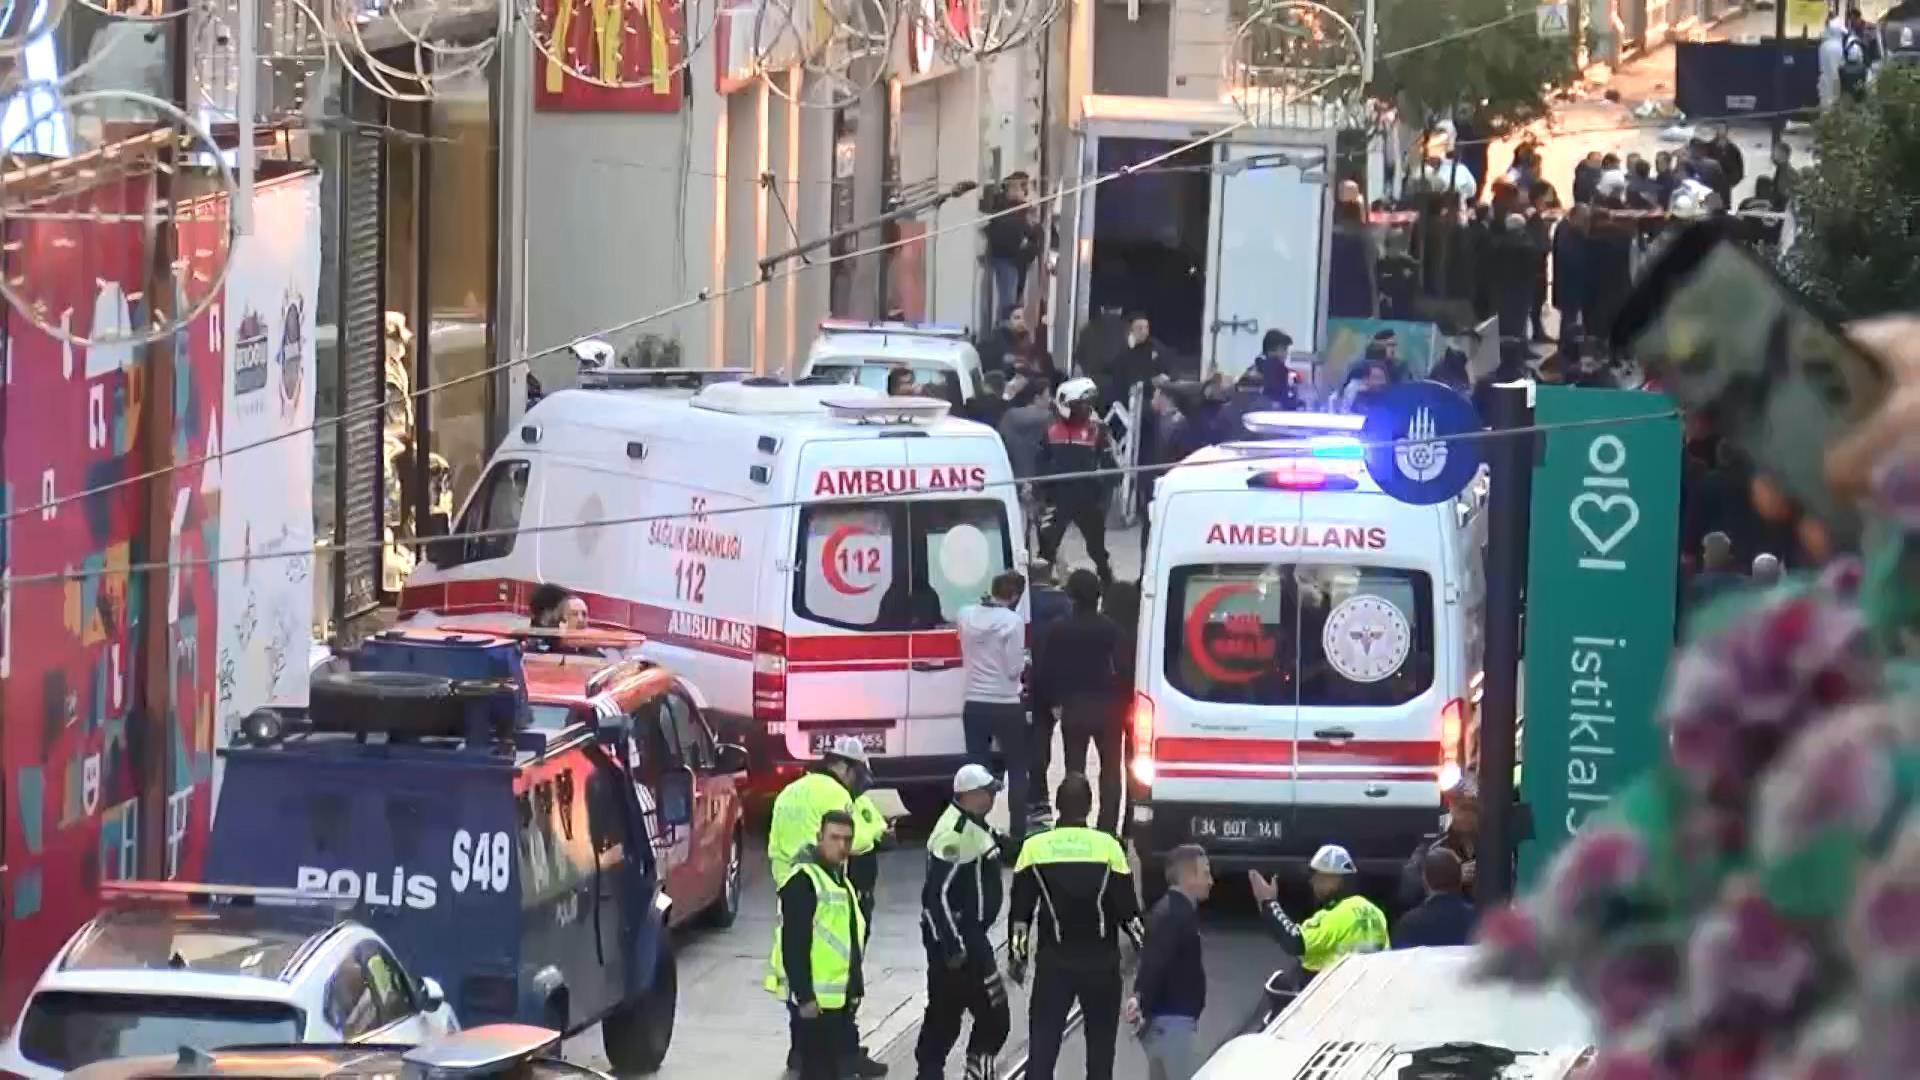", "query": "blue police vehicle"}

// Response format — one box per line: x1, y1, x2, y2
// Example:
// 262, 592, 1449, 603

206, 629, 677, 1073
